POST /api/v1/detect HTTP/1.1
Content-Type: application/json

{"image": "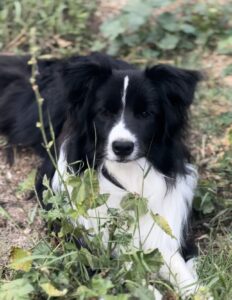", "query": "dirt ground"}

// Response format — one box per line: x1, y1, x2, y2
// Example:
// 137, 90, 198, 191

0, 143, 42, 266
0, 0, 232, 268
